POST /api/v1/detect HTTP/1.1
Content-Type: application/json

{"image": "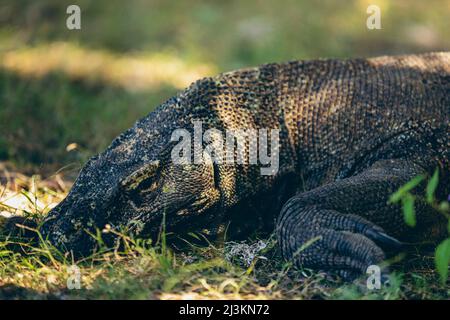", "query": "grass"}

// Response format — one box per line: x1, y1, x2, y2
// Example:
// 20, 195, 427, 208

0, 163, 448, 300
